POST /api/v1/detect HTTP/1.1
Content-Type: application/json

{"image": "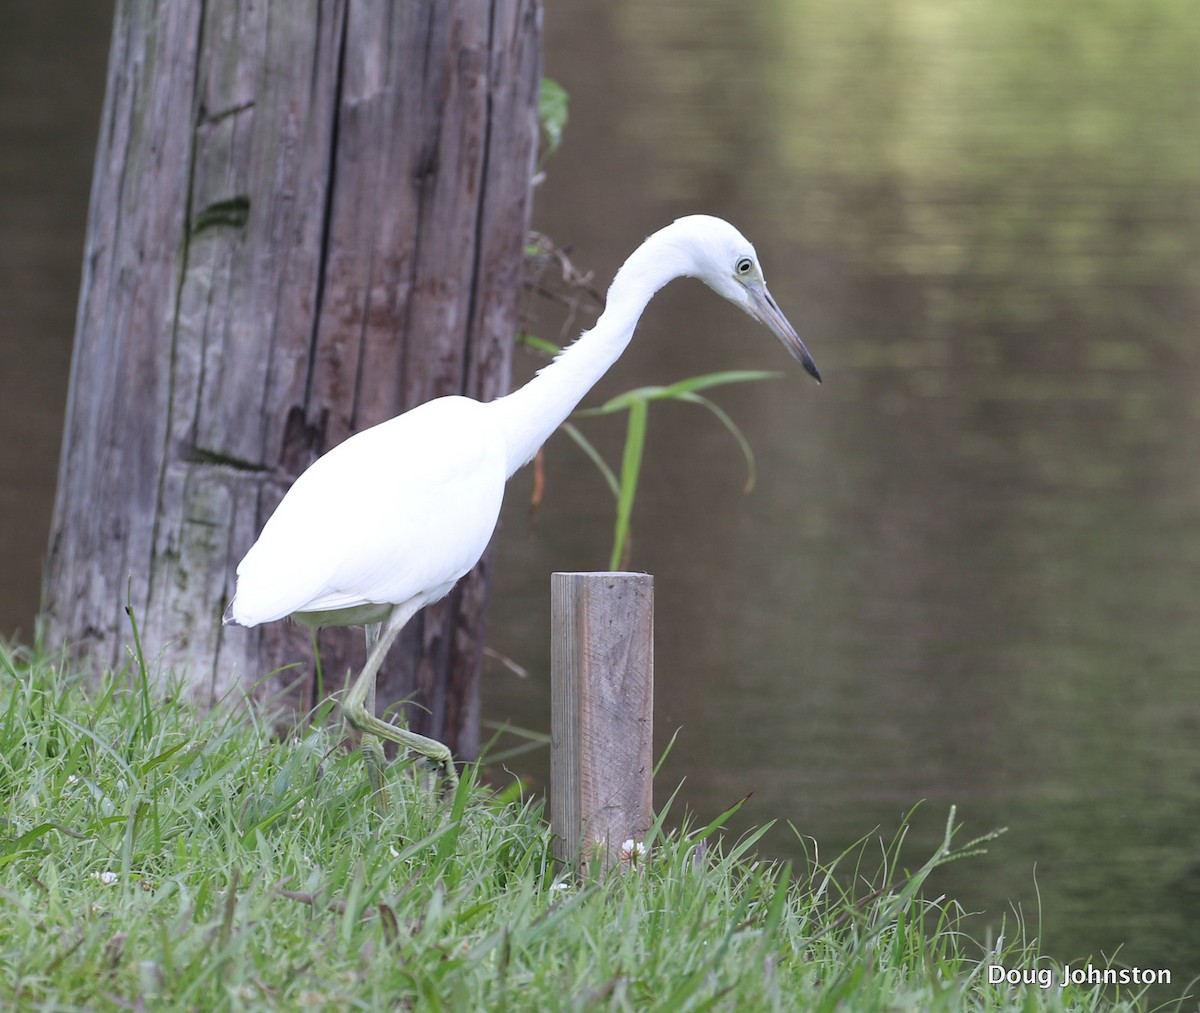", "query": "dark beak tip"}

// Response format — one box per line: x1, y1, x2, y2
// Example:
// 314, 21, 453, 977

796, 354, 821, 384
